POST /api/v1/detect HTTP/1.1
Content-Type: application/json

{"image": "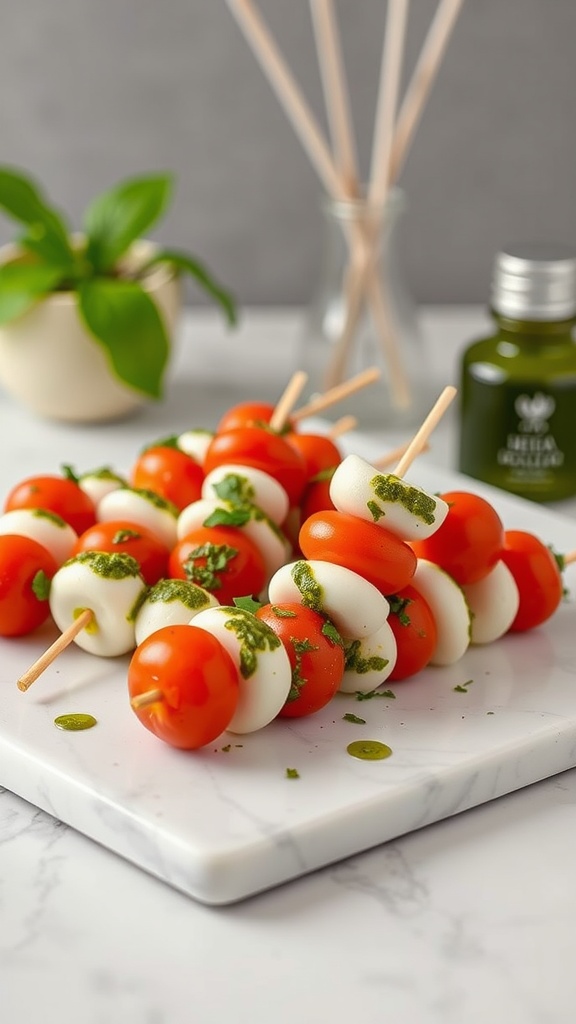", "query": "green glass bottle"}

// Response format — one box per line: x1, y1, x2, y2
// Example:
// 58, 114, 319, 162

458, 244, 576, 502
